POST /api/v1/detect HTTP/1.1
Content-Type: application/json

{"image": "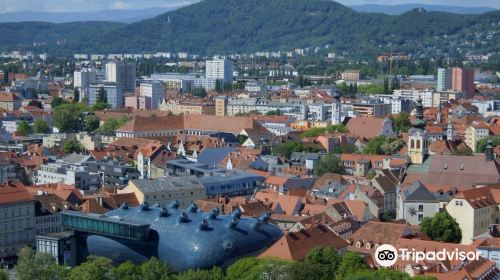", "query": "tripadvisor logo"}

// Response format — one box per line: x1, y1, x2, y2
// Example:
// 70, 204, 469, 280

375, 244, 398, 267
374, 244, 481, 267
